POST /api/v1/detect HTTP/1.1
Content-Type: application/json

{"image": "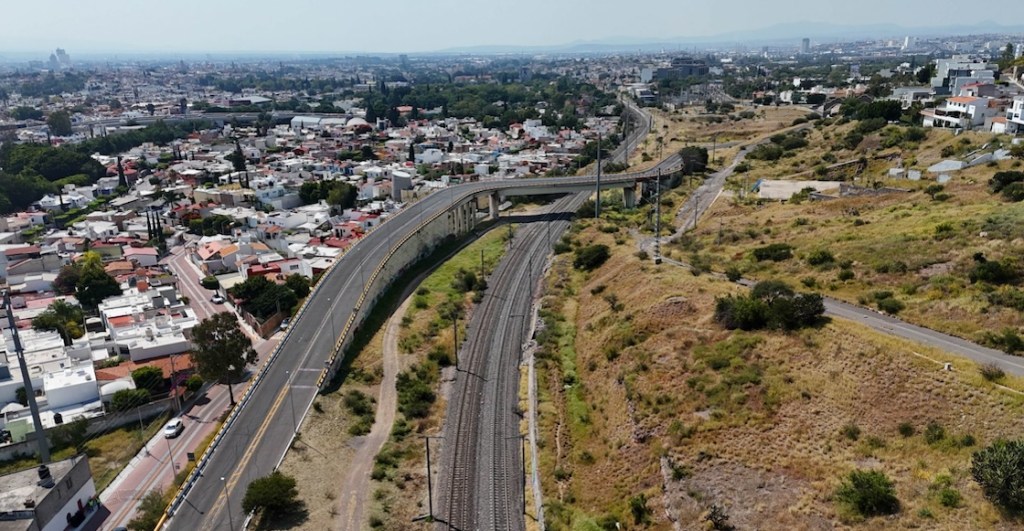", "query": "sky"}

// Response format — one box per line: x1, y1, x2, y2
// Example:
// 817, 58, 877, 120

3, 0, 1024, 55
